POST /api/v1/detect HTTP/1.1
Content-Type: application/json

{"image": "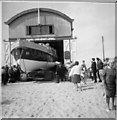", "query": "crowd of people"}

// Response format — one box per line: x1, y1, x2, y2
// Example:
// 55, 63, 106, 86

55, 56, 116, 112
62, 57, 116, 112
1, 64, 20, 85
1, 57, 116, 112
55, 62, 68, 83
91, 57, 104, 83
